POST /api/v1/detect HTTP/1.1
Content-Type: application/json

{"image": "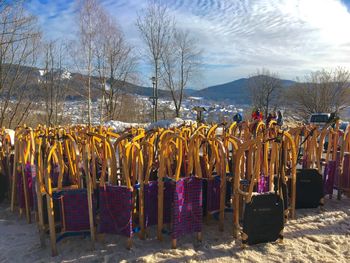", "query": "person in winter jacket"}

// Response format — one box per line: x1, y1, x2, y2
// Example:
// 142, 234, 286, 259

252, 109, 263, 121
233, 112, 243, 123
277, 110, 283, 126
